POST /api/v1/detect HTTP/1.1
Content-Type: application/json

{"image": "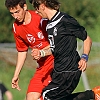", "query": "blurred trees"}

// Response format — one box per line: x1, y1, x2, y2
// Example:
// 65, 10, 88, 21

60, 0, 100, 42
0, 8, 14, 42
60, 0, 100, 28
0, 0, 100, 42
